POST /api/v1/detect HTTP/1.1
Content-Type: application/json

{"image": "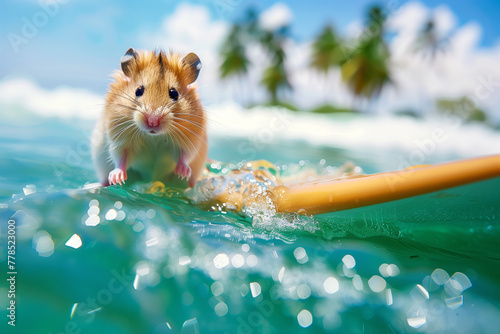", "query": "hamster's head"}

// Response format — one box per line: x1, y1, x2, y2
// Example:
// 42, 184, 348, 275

106, 48, 202, 137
